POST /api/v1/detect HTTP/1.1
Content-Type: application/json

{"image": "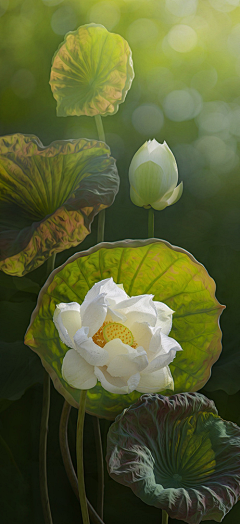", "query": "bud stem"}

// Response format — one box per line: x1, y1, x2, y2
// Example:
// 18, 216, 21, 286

95, 114, 106, 242
148, 207, 154, 238
95, 115, 106, 142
